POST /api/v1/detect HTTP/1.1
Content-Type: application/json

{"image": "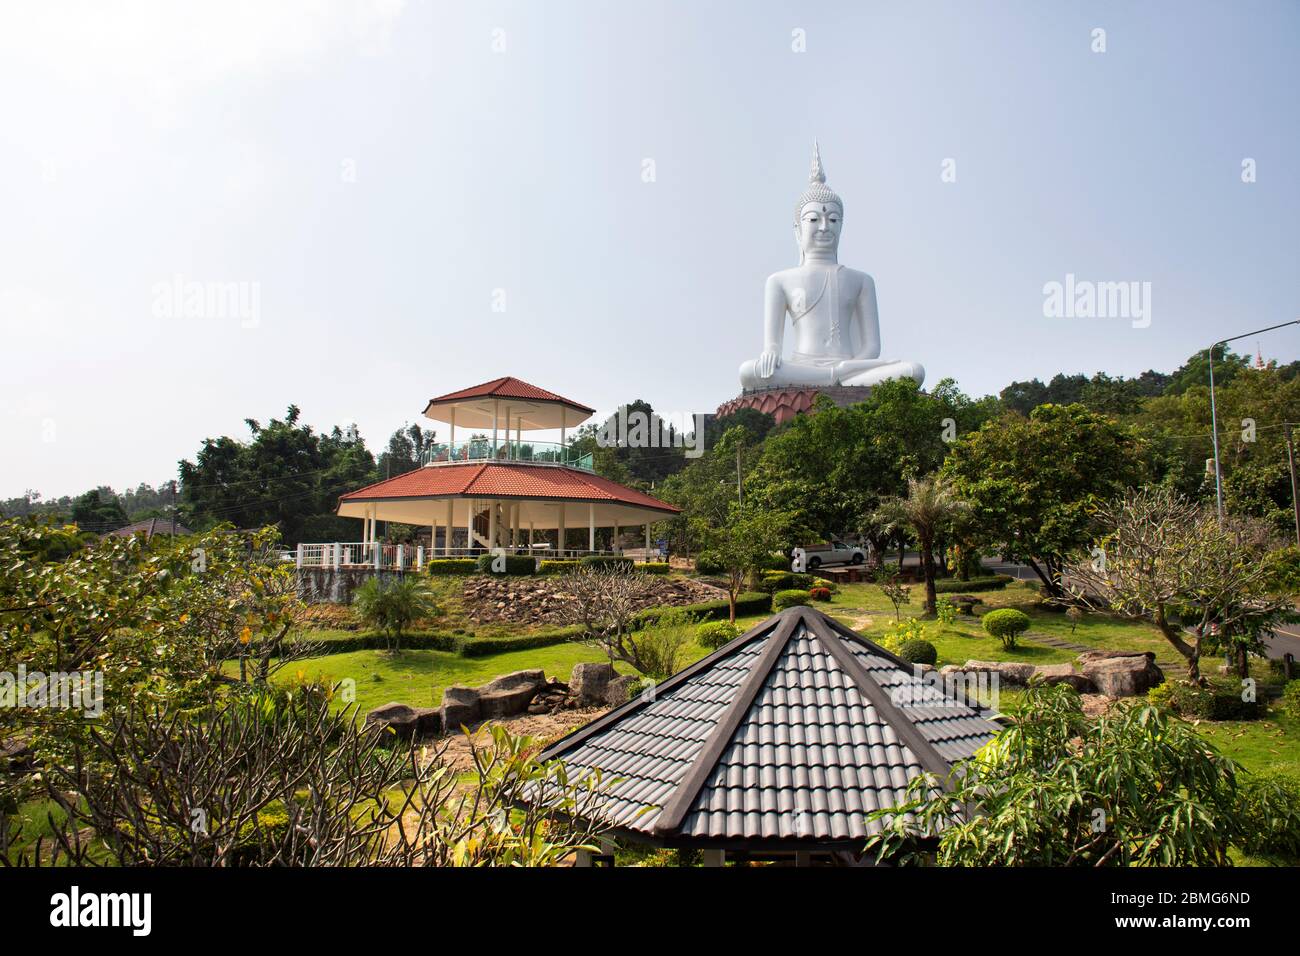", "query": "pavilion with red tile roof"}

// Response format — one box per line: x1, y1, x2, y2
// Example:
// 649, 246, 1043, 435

328, 377, 679, 563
